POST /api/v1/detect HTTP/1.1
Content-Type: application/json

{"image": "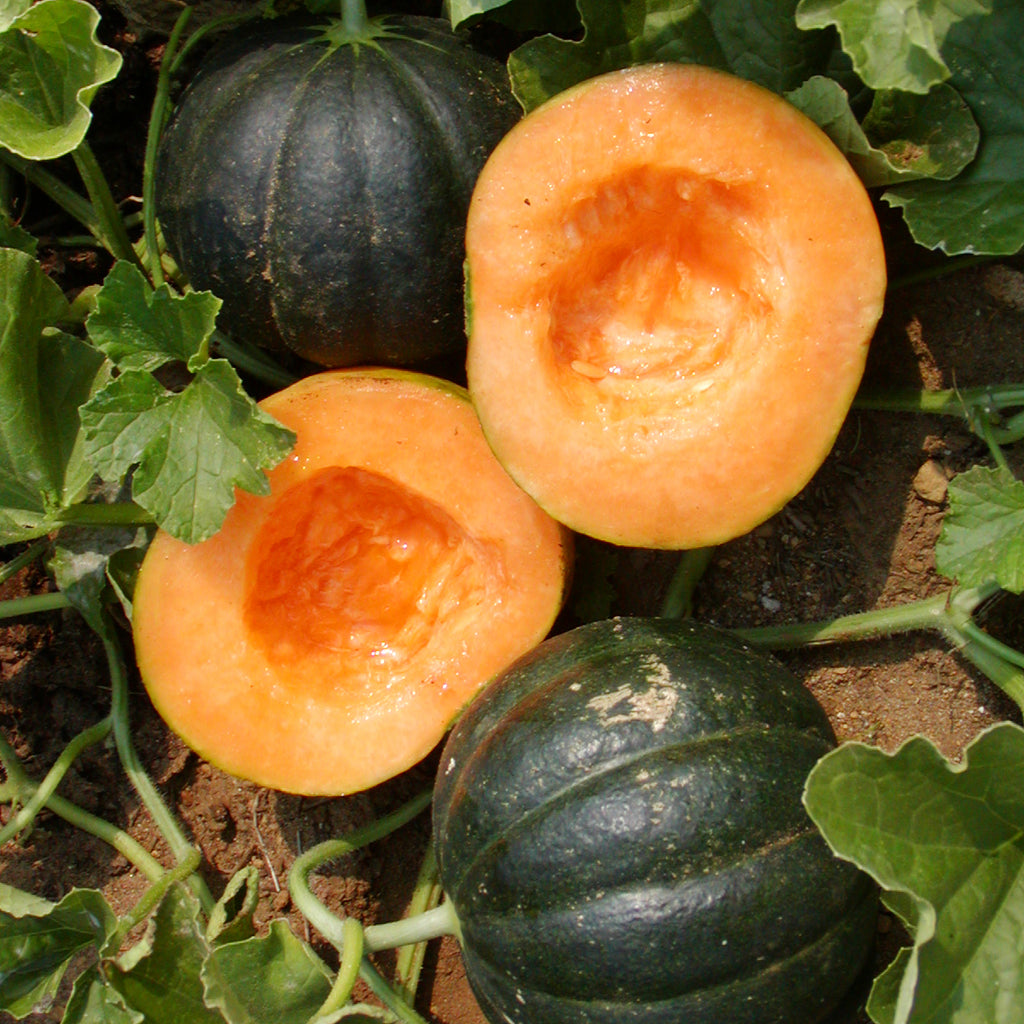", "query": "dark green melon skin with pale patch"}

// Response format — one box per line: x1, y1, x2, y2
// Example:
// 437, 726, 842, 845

433, 617, 878, 1024
155, 14, 519, 368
